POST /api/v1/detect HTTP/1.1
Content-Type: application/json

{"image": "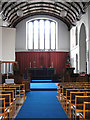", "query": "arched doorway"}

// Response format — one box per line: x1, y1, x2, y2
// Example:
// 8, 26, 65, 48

79, 23, 87, 73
